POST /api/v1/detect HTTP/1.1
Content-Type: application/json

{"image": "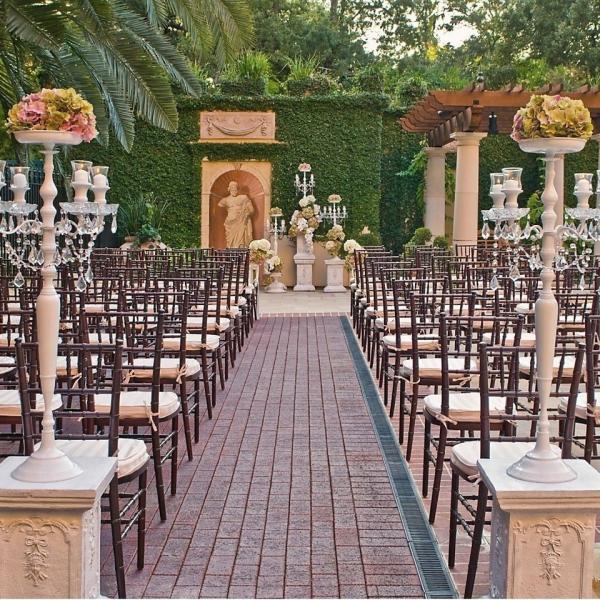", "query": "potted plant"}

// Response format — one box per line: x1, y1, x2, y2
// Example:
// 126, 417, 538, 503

118, 192, 170, 249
